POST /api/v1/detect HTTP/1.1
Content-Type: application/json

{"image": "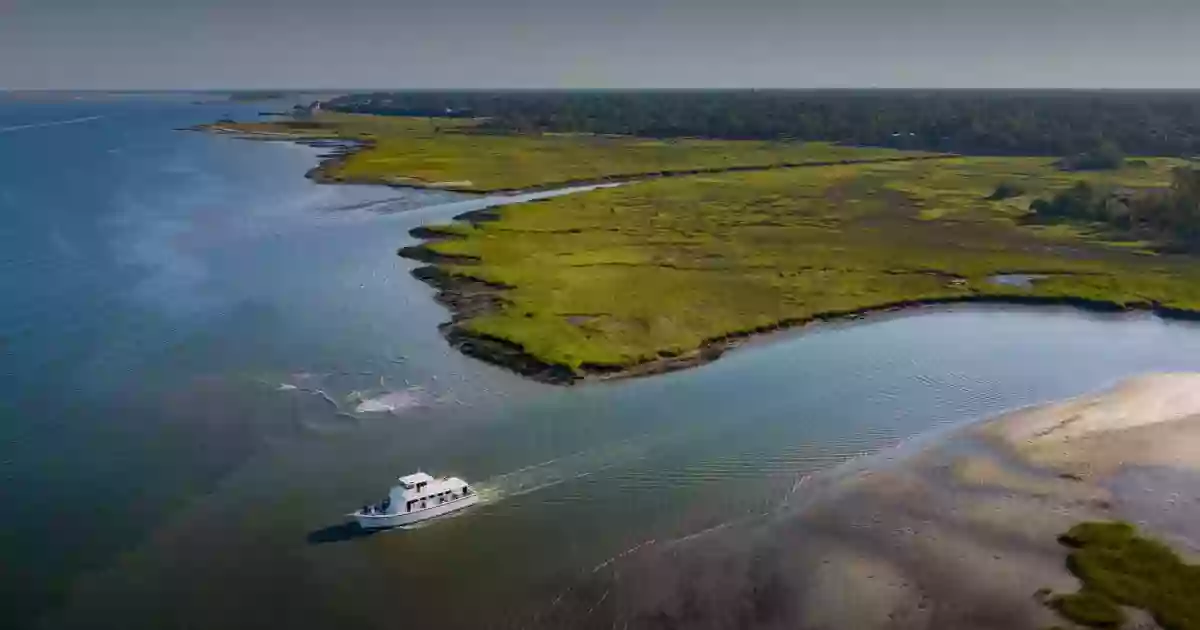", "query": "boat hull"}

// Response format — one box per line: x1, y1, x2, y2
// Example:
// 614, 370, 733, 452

354, 494, 480, 529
